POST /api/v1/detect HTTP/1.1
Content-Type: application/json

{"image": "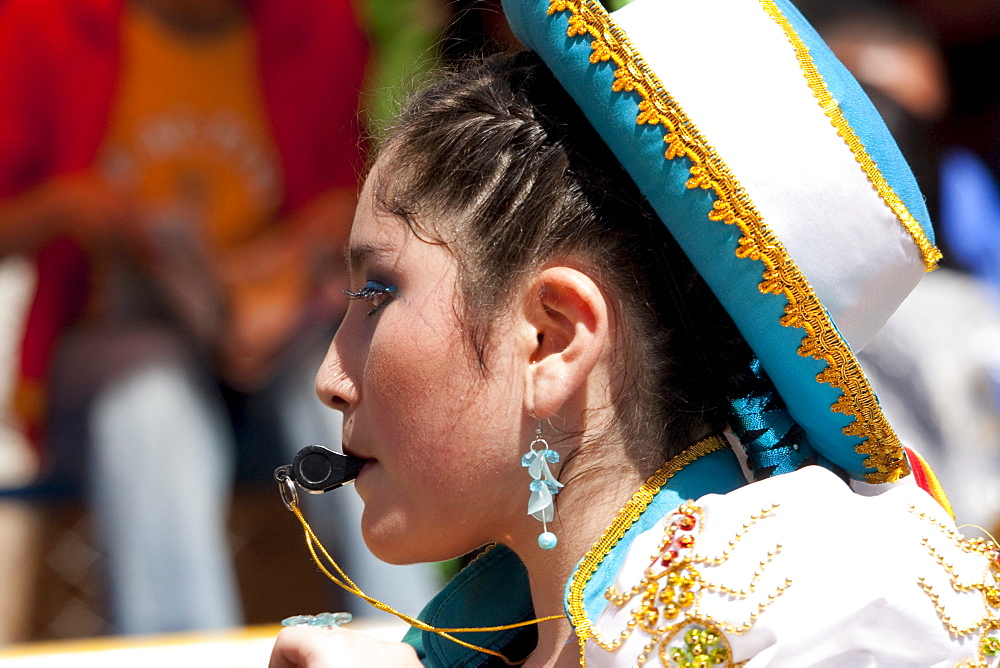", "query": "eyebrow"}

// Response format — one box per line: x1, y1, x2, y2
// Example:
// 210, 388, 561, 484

346, 242, 396, 275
